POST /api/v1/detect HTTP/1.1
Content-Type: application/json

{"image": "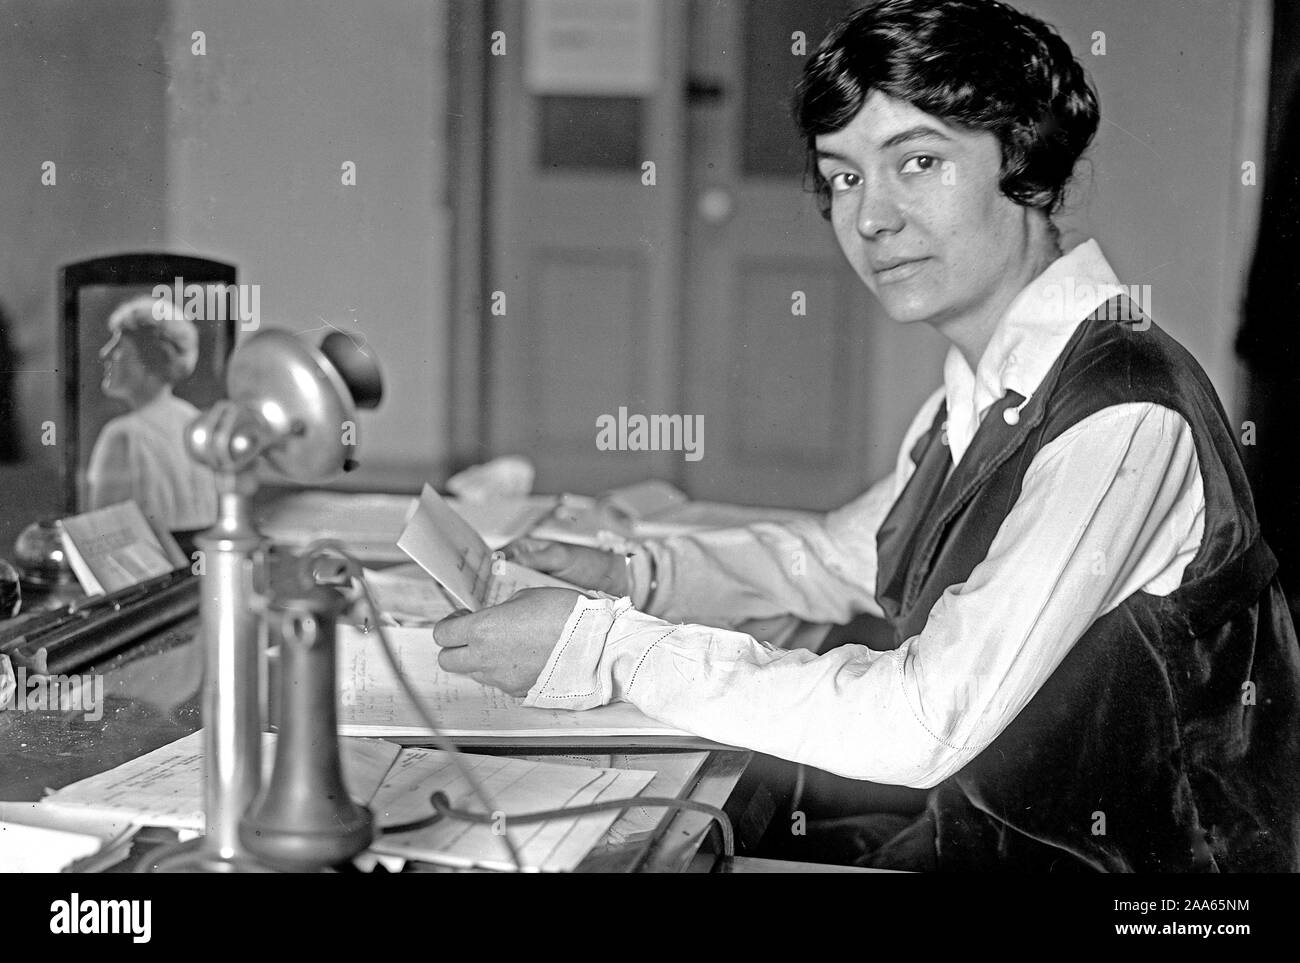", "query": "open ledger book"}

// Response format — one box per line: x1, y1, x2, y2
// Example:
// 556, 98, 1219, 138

360, 483, 723, 747
337, 624, 715, 747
